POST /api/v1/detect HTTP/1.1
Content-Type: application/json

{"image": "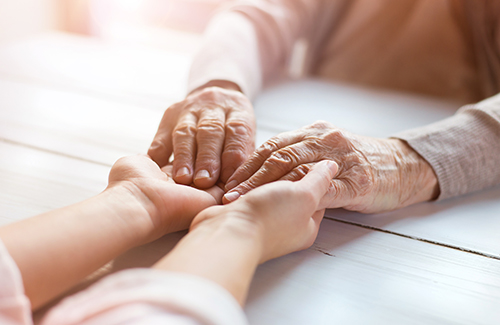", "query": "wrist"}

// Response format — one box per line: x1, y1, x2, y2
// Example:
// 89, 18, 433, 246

391, 139, 440, 206
154, 206, 263, 304
102, 183, 160, 245
189, 80, 242, 95
191, 206, 263, 256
